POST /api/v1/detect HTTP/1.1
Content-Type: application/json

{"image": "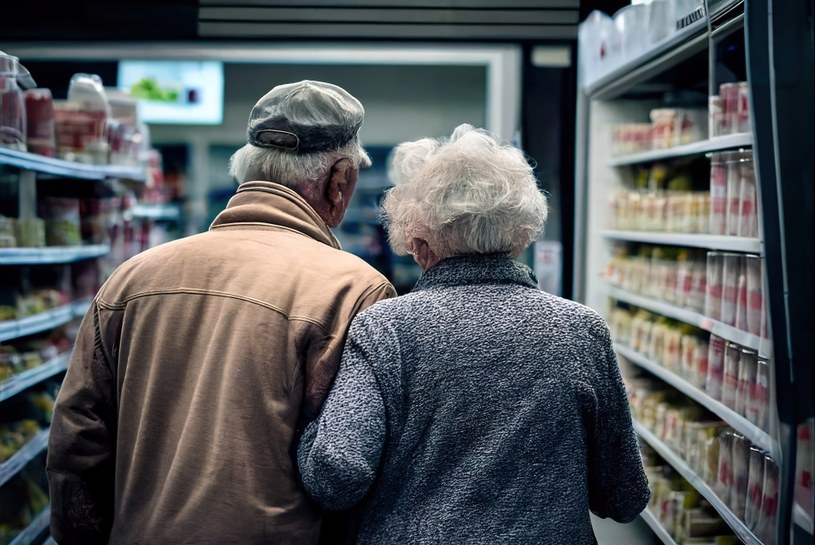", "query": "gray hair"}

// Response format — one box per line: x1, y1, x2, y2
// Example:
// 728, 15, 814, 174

381, 124, 548, 259
228, 138, 372, 193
